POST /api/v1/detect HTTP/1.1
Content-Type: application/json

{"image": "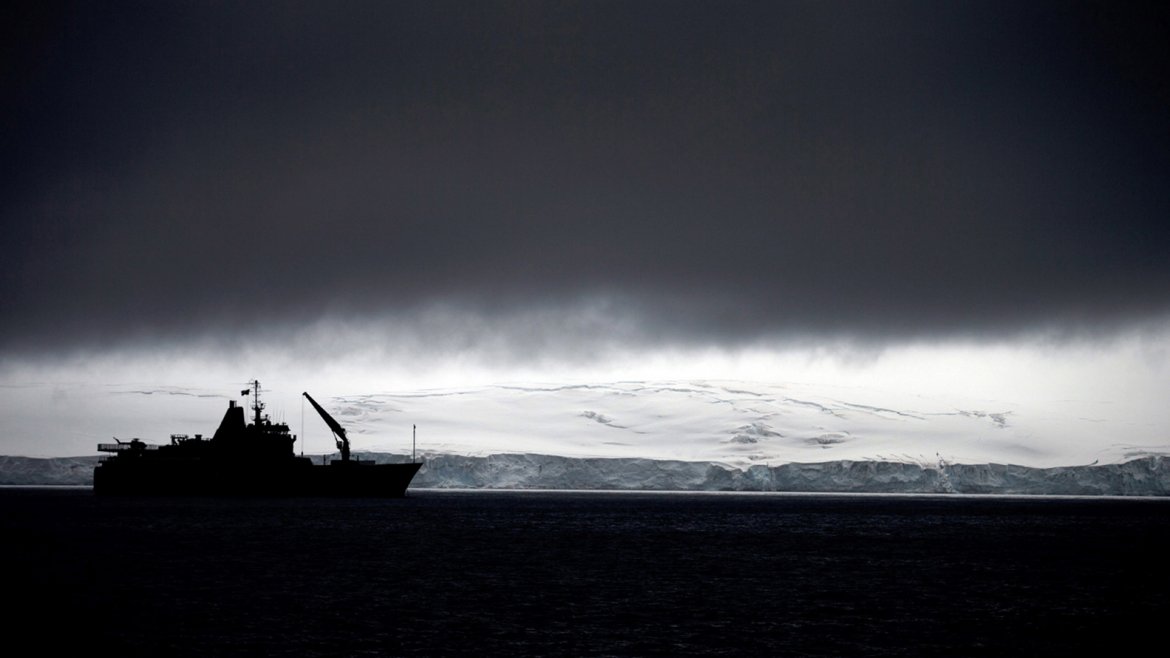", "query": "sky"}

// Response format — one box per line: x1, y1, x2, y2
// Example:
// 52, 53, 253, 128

3, 1, 1169, 458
